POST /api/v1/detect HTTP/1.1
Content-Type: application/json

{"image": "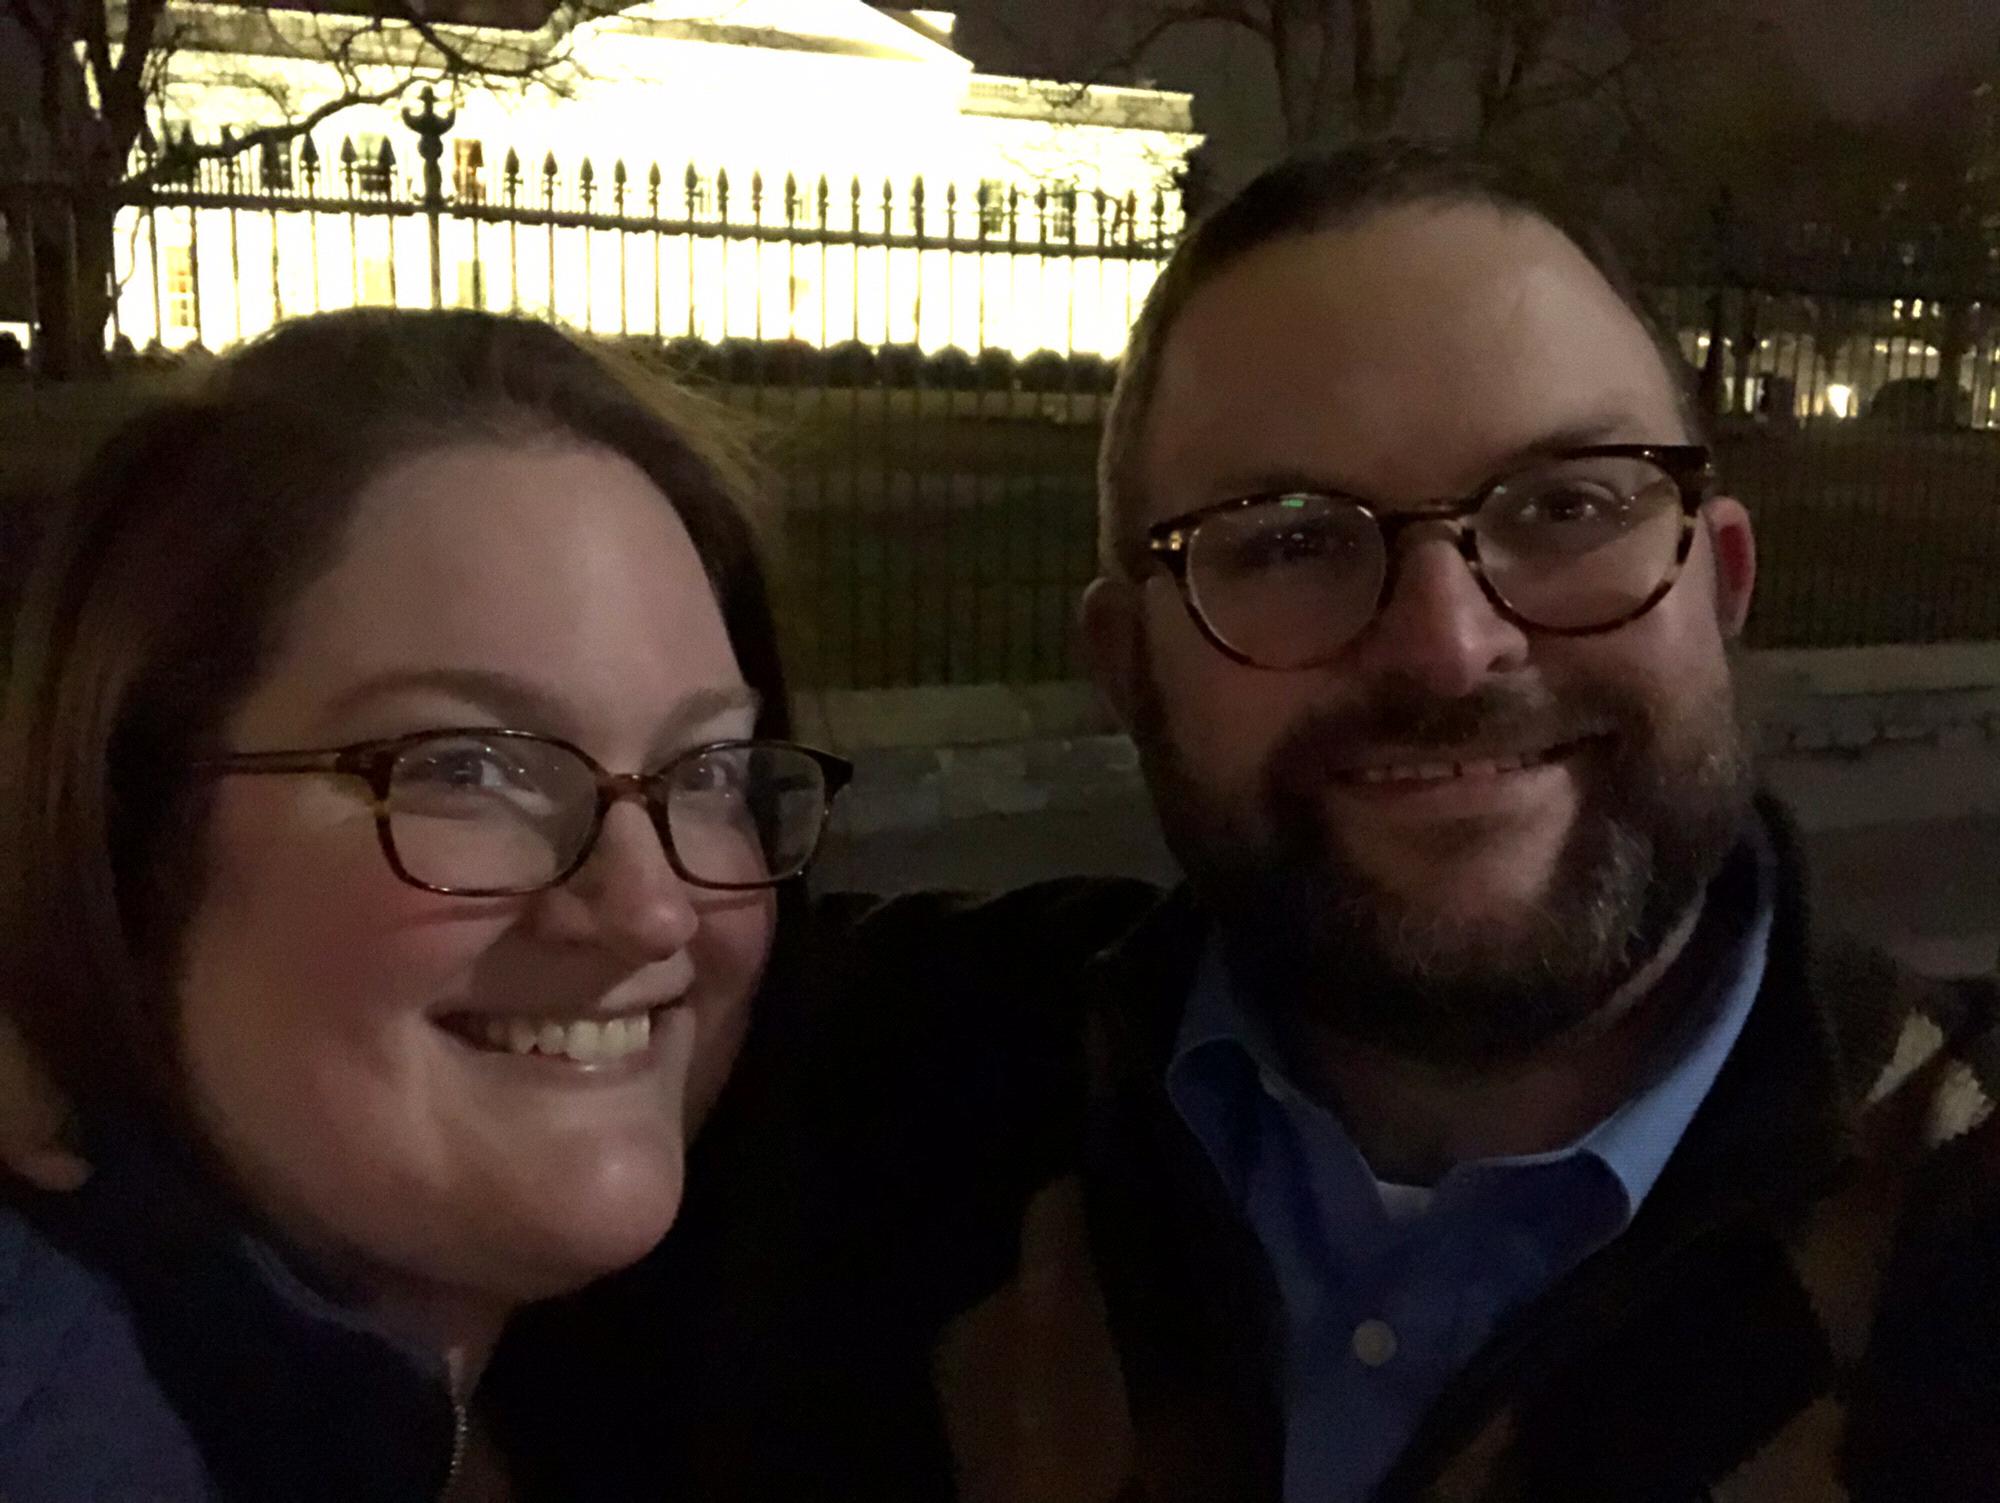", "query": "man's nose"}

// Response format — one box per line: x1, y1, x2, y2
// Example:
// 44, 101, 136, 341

1345, 531, 1533, 698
